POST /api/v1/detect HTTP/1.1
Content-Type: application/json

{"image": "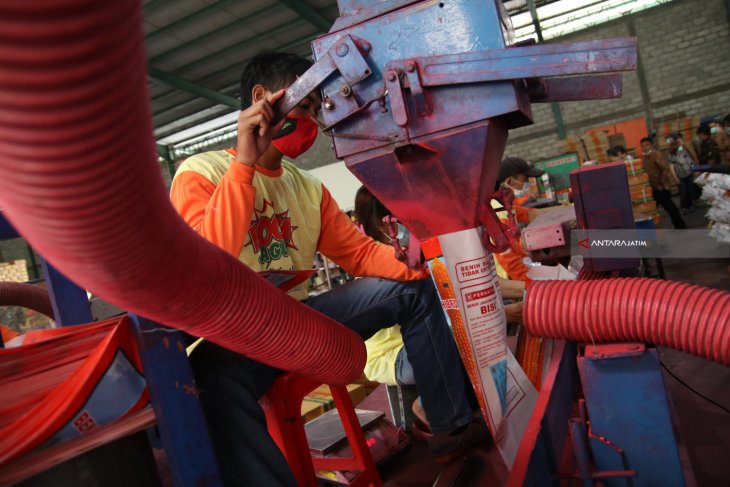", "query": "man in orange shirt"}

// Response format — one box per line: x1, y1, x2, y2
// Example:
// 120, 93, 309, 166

492, 157, 545, 281
171, 52, 484, 486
